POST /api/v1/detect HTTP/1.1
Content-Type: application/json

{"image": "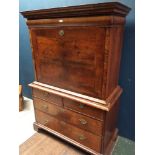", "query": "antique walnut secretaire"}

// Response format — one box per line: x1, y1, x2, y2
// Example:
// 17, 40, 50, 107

21, 2, 130, 155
